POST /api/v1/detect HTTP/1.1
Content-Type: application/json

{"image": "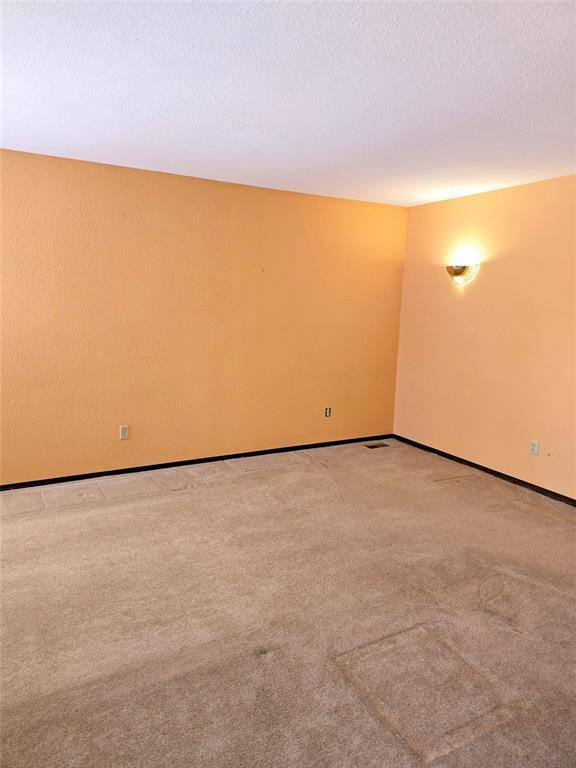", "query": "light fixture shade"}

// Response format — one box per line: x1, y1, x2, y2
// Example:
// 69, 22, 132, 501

446, 264, 478, 284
